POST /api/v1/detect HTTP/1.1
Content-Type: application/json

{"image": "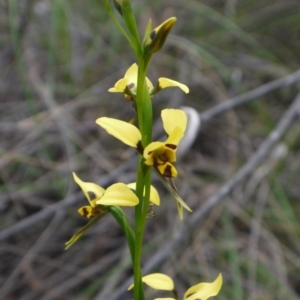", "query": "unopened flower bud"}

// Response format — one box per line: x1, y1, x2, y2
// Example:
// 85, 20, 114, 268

144, 17, 177, 55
